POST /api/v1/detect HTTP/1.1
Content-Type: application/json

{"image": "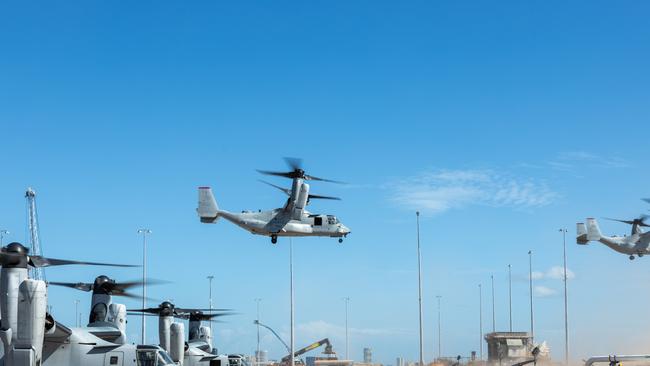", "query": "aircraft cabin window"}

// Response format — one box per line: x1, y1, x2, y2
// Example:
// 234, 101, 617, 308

314, 217, 322, 226
110, 356, 119, 365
